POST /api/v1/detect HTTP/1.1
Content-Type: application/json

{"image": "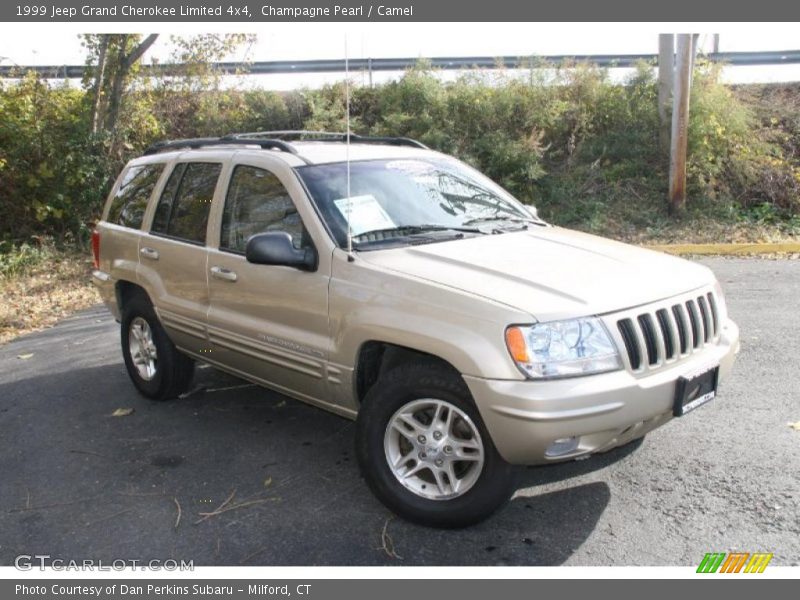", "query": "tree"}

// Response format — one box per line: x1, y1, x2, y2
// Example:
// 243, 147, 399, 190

149, 34, 257, 138
82, 34, 159, 143
104, 34, 159, 133
88, 35, 109, 134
